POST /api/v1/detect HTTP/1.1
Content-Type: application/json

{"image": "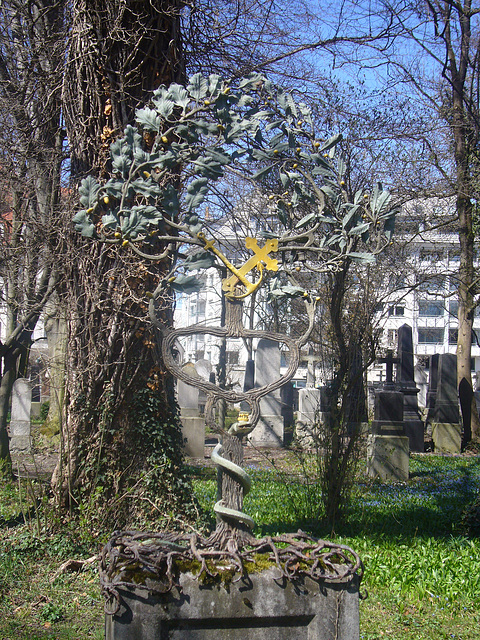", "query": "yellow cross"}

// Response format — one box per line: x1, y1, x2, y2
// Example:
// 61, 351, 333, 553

198, 233, 278, 299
